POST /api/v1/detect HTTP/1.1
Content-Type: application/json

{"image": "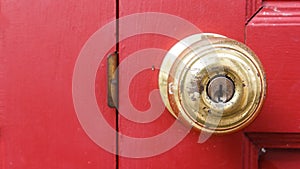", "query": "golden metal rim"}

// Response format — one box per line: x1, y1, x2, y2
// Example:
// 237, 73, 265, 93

159, 33, 225, 117
159, 33, 267, 134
